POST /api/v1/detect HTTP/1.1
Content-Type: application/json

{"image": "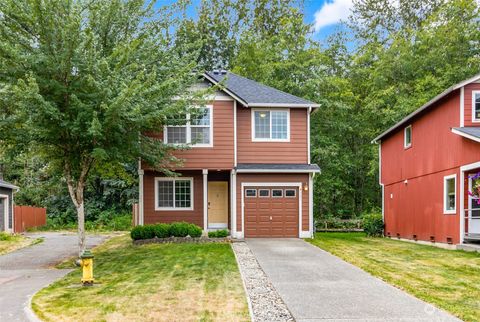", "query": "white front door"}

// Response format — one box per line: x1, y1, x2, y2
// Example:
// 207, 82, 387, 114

469, 177, 480, 234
